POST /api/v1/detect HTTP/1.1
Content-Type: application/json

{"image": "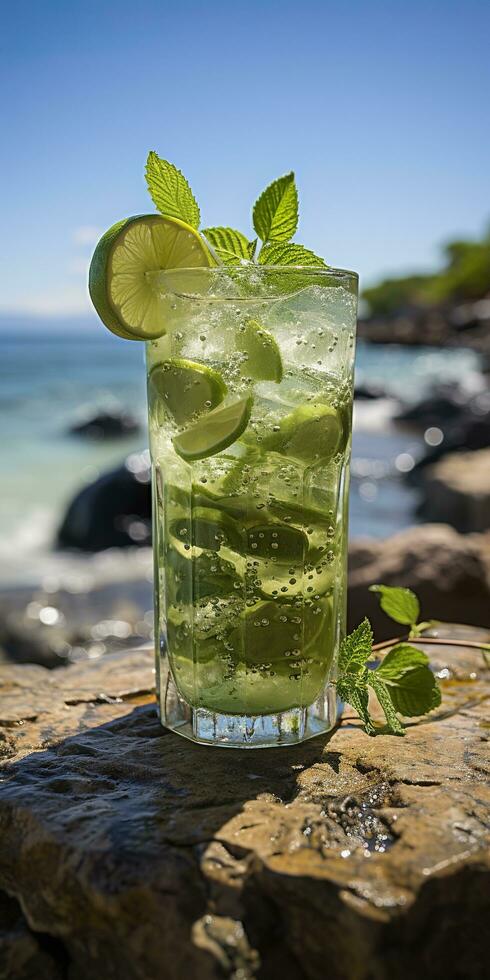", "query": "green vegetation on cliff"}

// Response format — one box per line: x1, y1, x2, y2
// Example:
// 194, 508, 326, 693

363, 227, 490, 316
